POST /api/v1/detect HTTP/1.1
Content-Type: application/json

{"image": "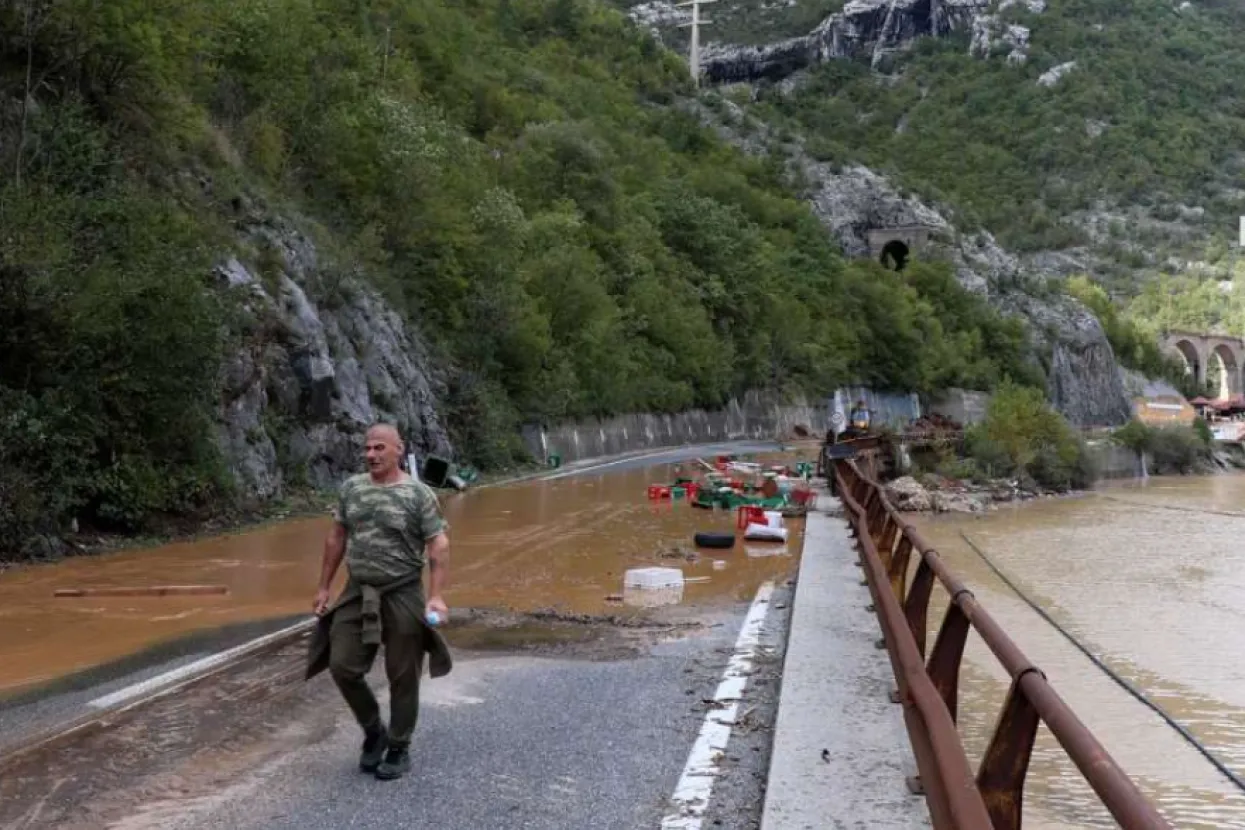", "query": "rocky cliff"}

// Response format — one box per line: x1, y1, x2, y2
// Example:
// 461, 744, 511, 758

214, 217, 453, 501
692, 0, 994, 82
631, 0, 1041, 84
